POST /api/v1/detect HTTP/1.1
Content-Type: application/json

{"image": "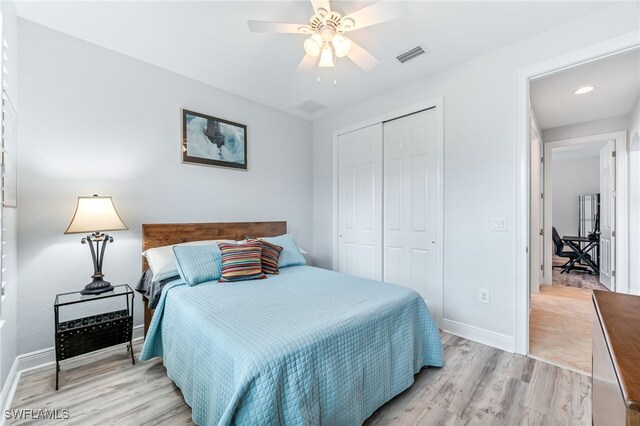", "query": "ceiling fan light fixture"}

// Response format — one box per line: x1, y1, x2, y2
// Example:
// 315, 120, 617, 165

315, 7, 329, 18
332, 34, 352, 58
304, 35, 322, 57
318, 45, 334, 68
340, 17, 355, 32
248, 0, 406, 74
320, 26, 335, 42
